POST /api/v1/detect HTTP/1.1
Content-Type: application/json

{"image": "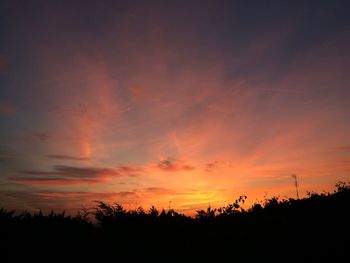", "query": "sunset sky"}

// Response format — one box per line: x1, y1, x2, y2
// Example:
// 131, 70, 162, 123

1, 0, 350, 214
